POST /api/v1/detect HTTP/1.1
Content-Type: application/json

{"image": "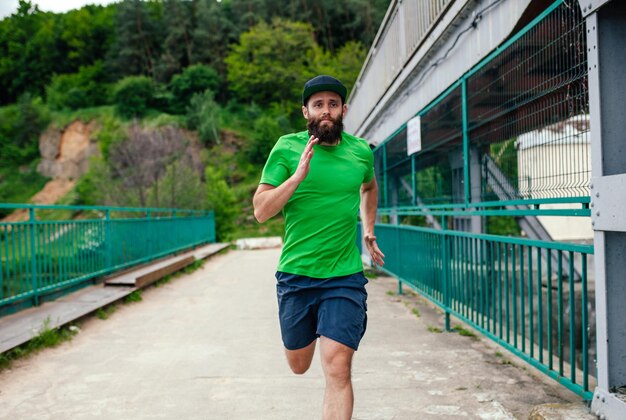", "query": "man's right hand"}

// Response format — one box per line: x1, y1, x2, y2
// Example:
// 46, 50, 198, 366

253, 136, 319, 223
293, 135, 319, 183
